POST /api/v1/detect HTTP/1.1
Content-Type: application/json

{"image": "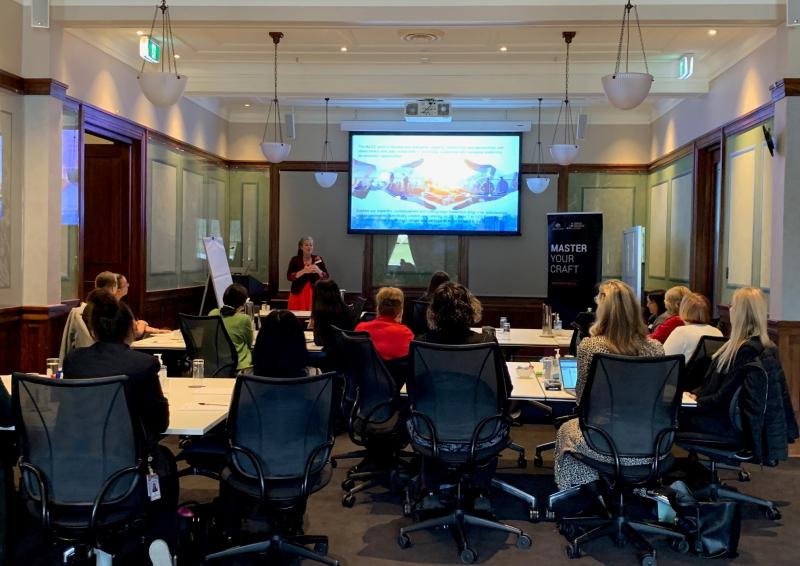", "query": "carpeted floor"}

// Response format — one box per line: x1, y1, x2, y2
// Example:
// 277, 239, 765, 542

9, 424, 799, 565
